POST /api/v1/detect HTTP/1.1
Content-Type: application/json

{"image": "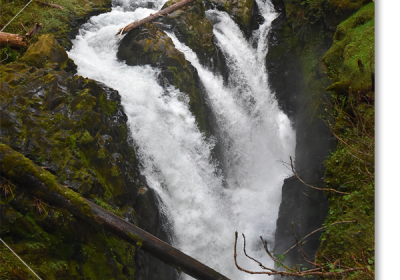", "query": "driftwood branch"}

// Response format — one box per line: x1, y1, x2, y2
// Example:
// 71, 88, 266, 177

116, 0, 194, 36
0, 144, 229, 280
35, 0, 63, 9
0, 32, 27, 48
